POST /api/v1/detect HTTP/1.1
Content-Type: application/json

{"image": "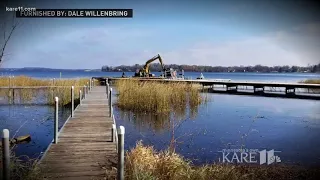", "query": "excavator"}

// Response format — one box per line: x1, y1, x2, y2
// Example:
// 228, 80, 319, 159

133, 54, 183, 79
134, 54, 166, 77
